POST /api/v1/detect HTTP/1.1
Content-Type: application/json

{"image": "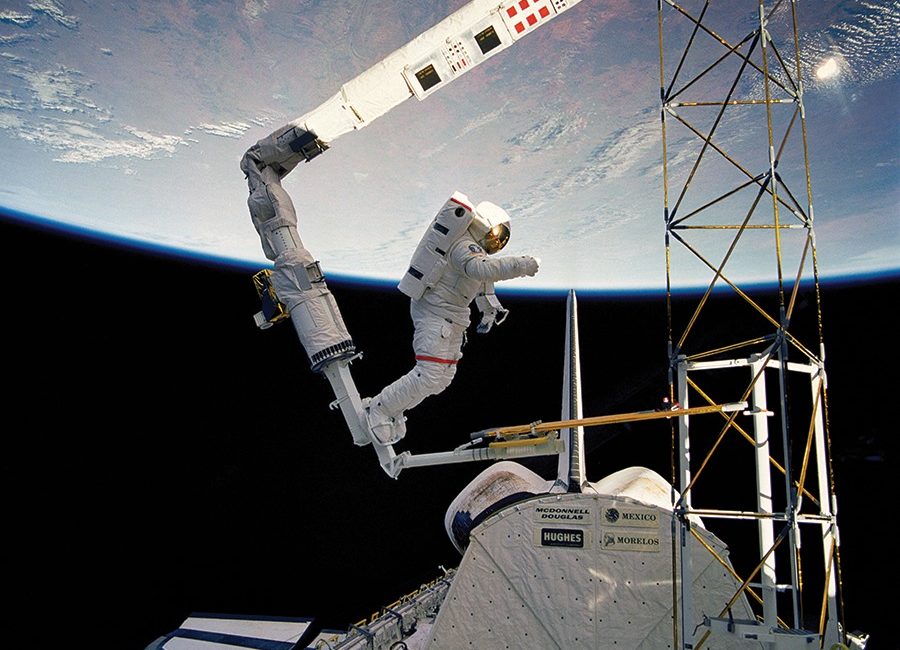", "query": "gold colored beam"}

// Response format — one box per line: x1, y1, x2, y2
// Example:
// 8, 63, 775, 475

477, 403, 744, 439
